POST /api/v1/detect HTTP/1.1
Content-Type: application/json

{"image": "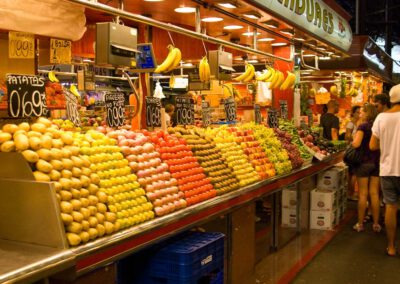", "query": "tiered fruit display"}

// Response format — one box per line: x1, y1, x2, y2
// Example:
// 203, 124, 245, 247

204, 127, 260, 187
148, 130, 217, 206
228, 127, 275, 179
106, 129, 187, 217
76, 130, 155, 231
240, 123, 292, 175
170, 127, 239, 195
298, 129, 337, 155
273, 128, 304, 169
278, 120, 313, 161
